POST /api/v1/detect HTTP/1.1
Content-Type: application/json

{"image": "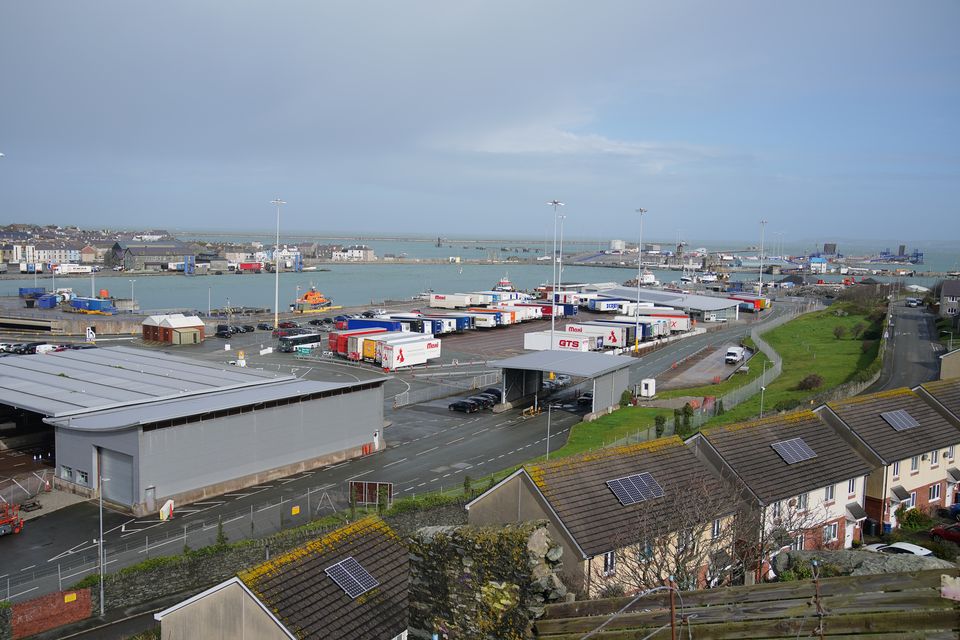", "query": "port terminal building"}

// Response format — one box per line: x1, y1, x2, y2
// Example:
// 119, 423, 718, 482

0, 347, 386, 515
585, 285, 742, 322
